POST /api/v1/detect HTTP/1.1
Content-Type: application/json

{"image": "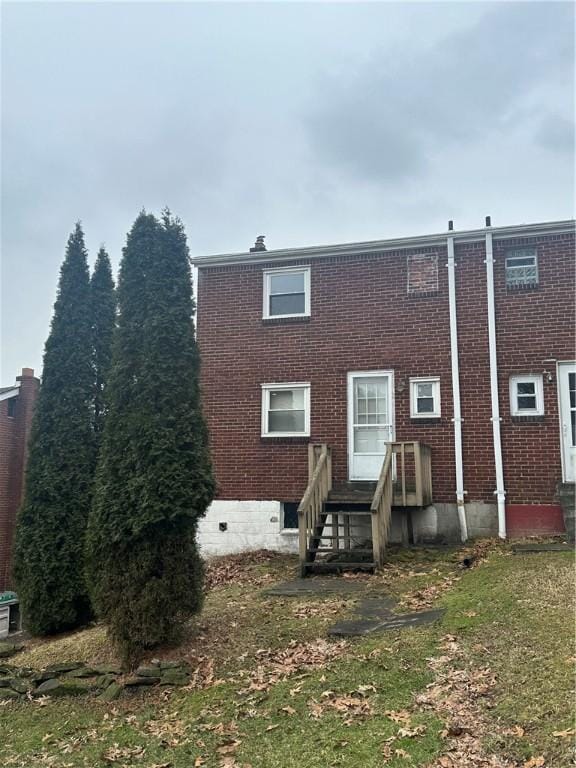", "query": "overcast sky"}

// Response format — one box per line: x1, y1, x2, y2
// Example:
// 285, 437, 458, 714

1, 1, 574, 381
